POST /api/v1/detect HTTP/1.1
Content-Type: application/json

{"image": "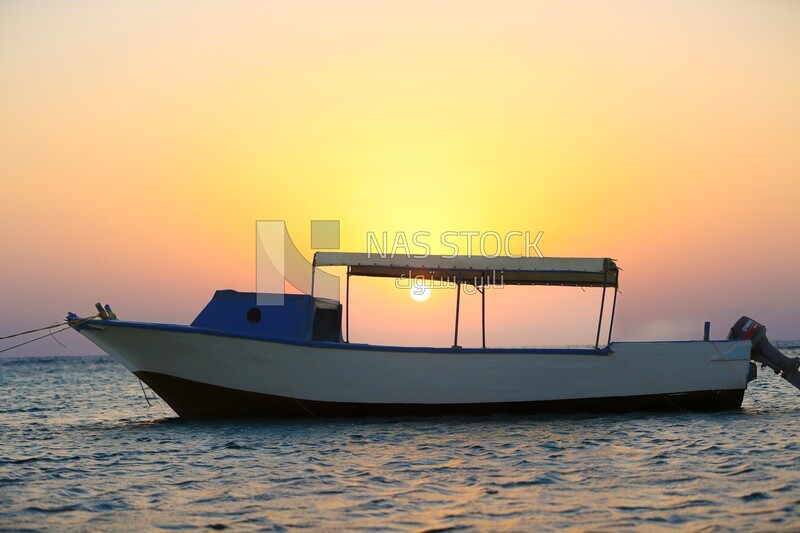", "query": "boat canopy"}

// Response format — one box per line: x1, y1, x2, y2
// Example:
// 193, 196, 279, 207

313, 252, 618, 288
